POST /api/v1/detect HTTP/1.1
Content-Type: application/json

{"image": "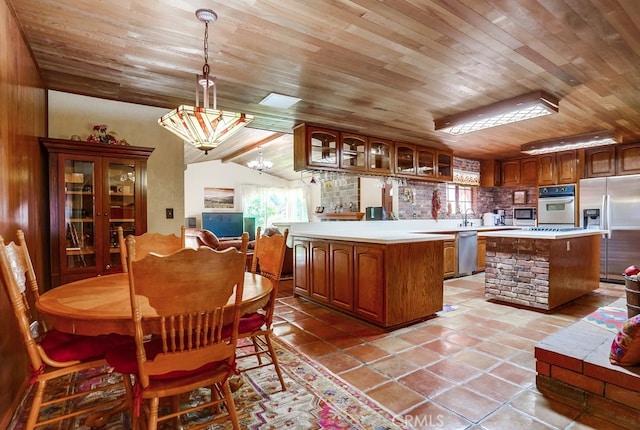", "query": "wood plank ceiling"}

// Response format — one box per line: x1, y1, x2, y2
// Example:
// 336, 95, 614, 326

9, 0, 640, 181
